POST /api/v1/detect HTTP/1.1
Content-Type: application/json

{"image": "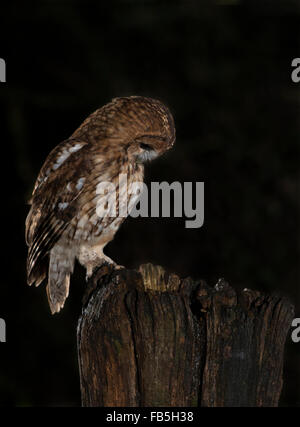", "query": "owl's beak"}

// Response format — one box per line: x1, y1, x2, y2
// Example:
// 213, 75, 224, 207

136, 148, 158, 163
